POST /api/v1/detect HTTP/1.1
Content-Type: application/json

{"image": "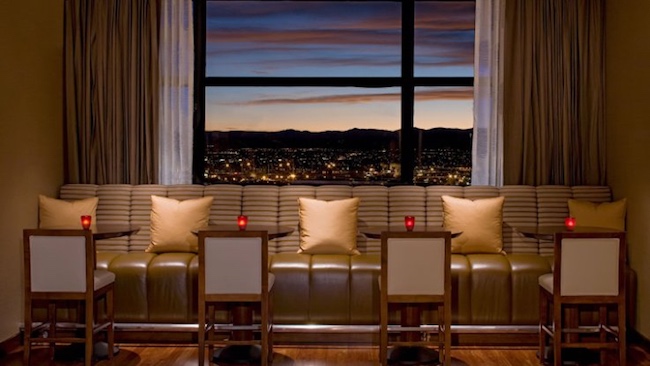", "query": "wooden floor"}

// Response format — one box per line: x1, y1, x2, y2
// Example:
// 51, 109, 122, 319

2, 344, 650, 366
